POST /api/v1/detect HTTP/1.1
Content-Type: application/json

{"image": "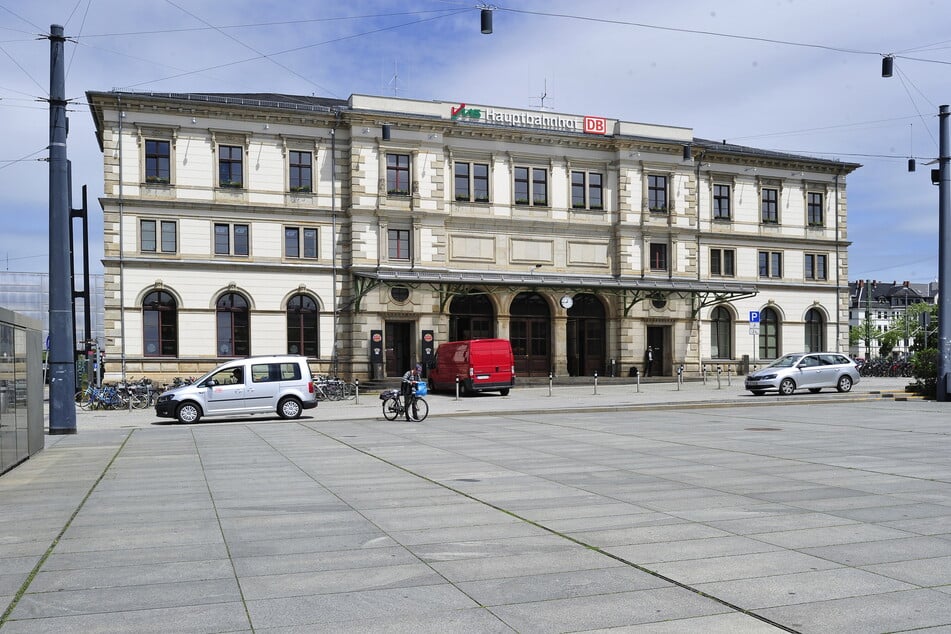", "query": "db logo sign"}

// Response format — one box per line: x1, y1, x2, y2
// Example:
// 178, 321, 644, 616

583, 116, 607, 135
